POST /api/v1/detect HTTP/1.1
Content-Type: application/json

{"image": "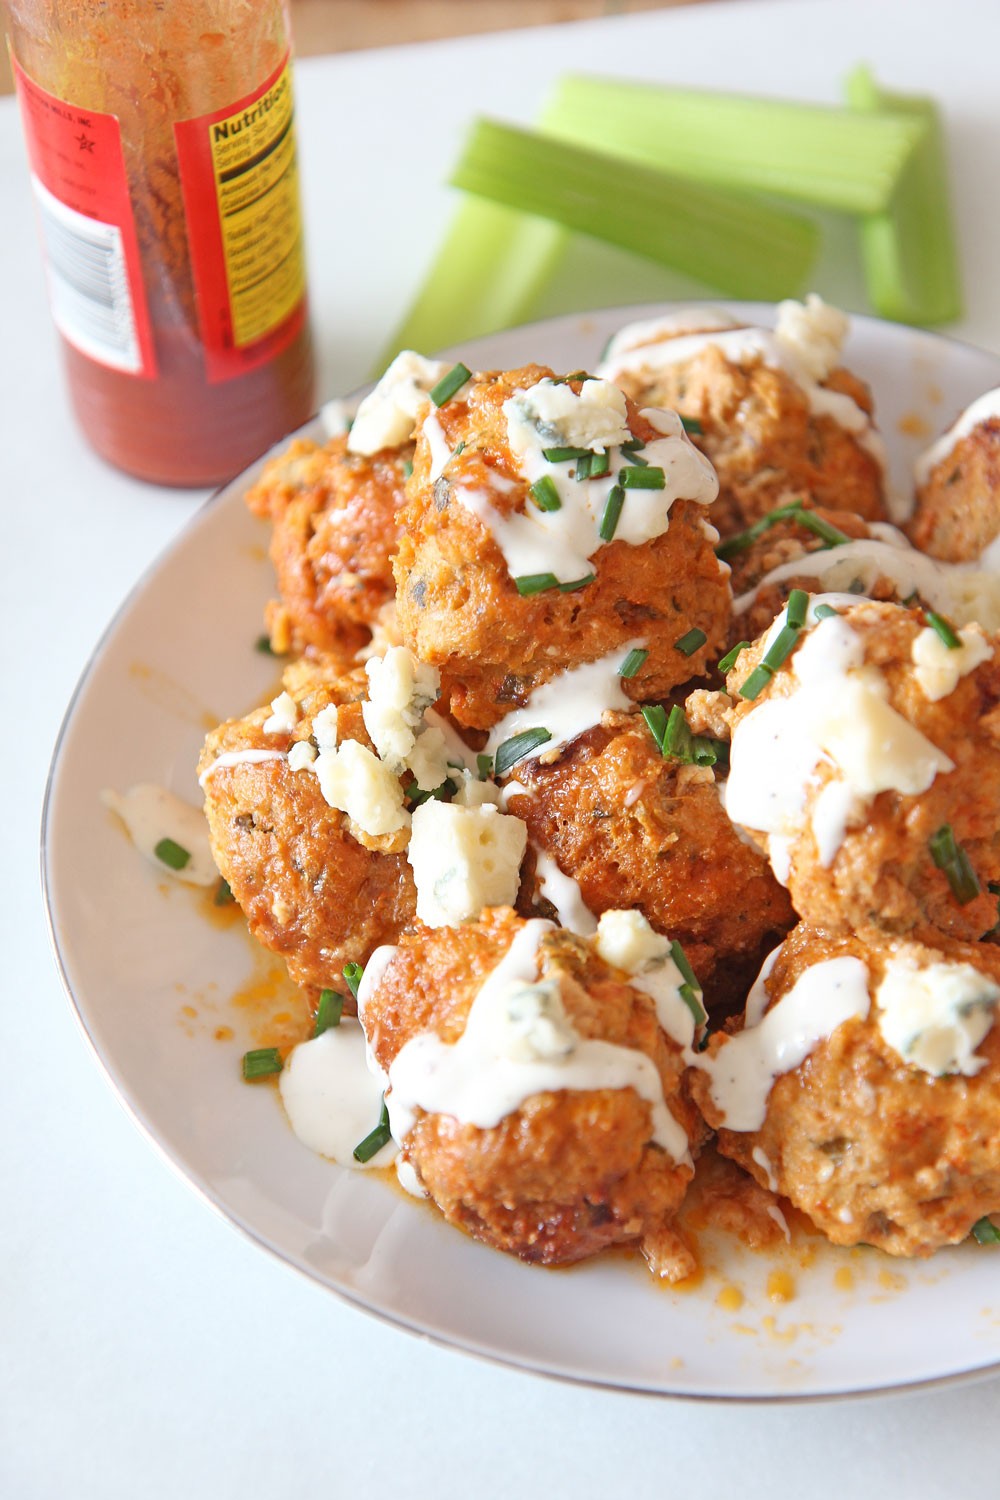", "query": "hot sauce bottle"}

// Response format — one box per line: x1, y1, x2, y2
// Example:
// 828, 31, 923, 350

5, 1, 316, 486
